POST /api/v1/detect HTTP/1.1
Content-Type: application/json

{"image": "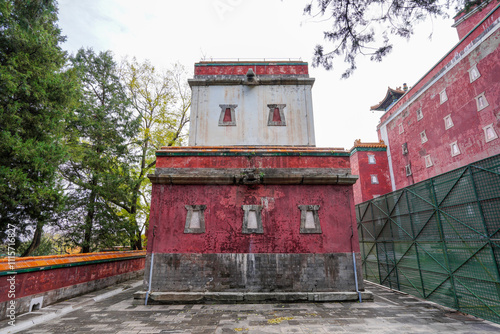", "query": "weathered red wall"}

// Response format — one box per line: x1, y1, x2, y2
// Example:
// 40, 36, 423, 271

148, 183, 359, 254
156, 154, 350, 169
0, 257, 145, 303
454, 1, 499, 40
194, 62, 308, 76
350, 150, 392, 204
